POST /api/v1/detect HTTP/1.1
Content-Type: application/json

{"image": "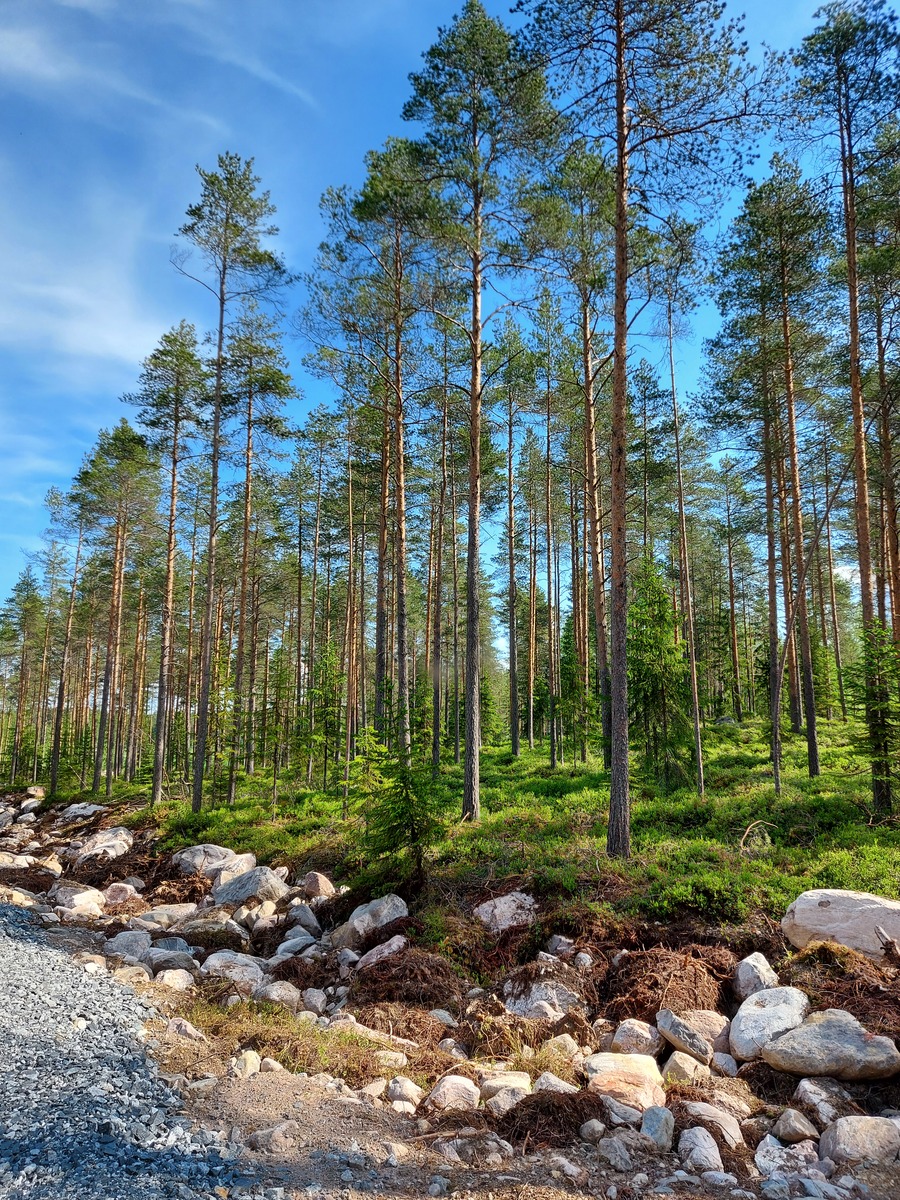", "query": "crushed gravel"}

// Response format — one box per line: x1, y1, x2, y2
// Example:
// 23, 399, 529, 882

0, 904, 276, 1200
